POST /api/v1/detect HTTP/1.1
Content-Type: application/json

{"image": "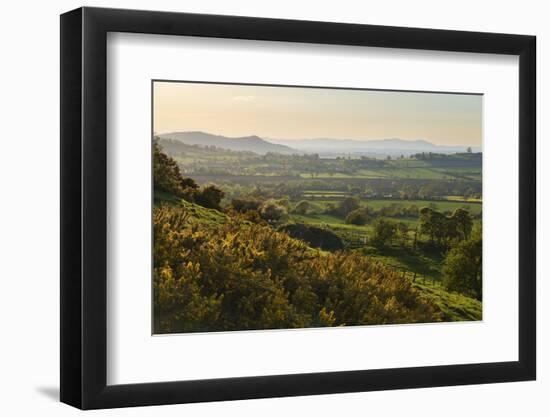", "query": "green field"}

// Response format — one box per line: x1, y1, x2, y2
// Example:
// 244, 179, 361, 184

164, 140, 482, 186
413, 282, 482, 321
156, 140, 483, 326
288, 206, 482, 322
445, 196, 483, 203
297, 198, 482, 215
290, 213, 419, 231
158, 196, 483, 323
361, 199, 481, 214
299, 166, 478, 180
